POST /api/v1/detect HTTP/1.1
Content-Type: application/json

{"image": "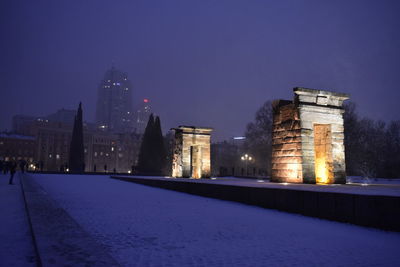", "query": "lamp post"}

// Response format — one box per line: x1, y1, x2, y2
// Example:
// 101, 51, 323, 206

241, 154, 253, 176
